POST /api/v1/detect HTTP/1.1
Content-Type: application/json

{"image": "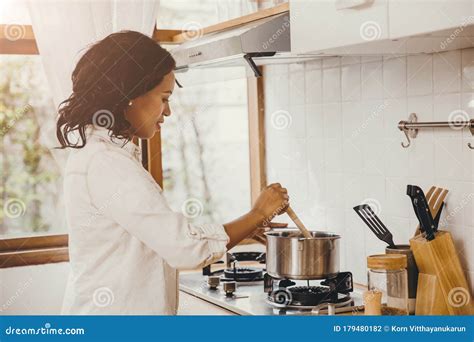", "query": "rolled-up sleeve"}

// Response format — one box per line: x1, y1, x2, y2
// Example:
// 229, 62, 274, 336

86, 147, 229, 270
